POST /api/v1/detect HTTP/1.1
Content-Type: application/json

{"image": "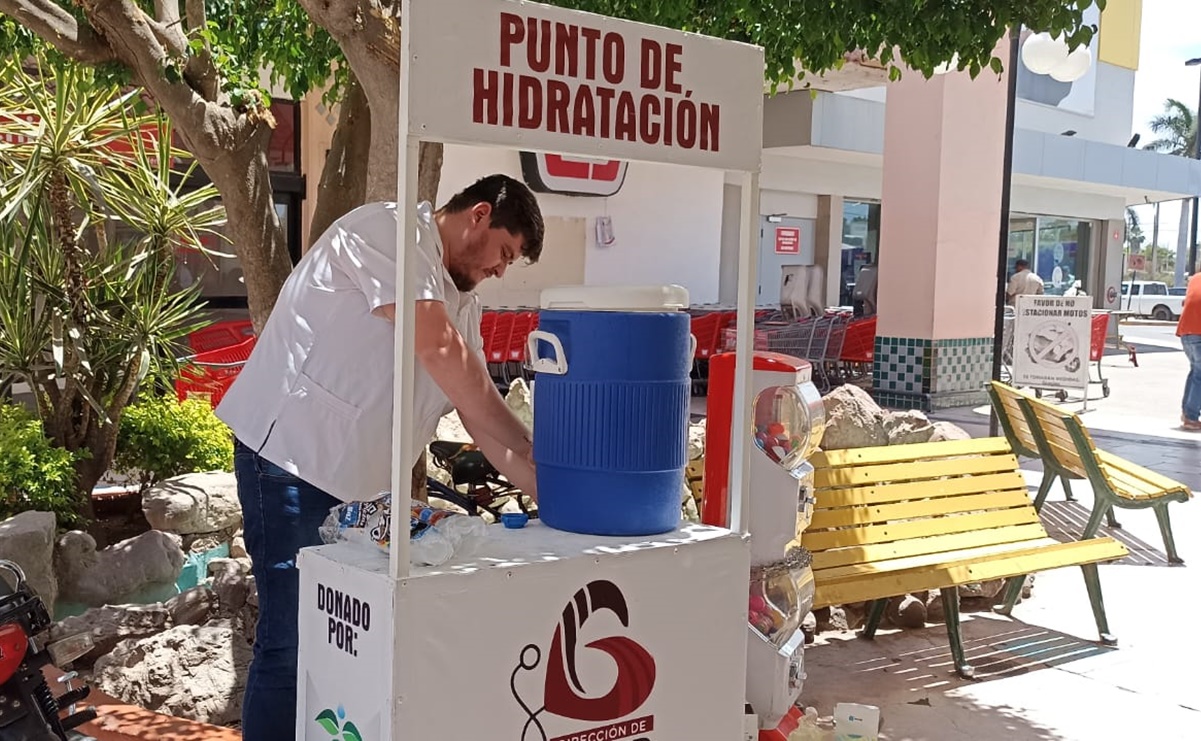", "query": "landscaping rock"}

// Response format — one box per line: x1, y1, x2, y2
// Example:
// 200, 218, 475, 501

960, 579, 1006, 601
687, 420, 706, 461
801, 611, 817, 644
212, 565, 256, 616
505, 378, 534, 430
0, 511, 57, 613
434, 410, 471, 443
883, 410, 936, 446
886, 594, 927, 629
821, 385, 887, 449
929, 421, 972, 442
926, 590, 952, 623
143, 471, 241, 535
57, 530, 185, 608
229, 530, 248, 560
165, 586, 217, 626
93, 623, 252, 726
48, 603, 170, 667
814, 605, 849, 633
